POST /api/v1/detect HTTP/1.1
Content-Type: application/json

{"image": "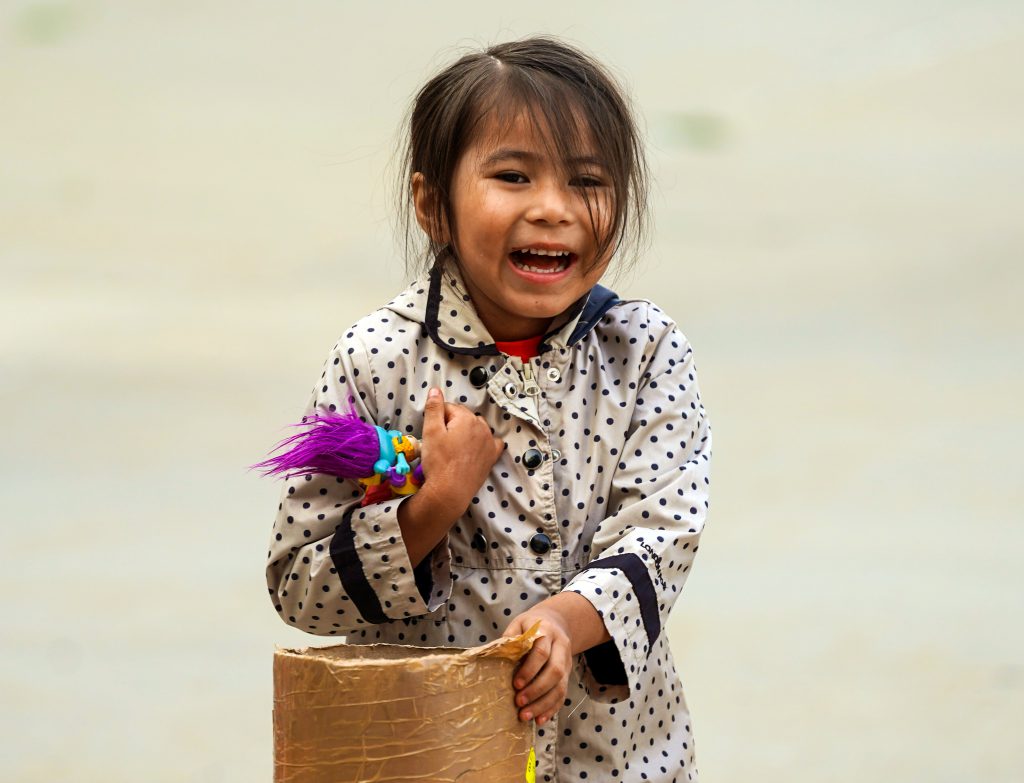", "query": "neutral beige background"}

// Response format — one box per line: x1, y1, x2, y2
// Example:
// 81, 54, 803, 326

2, 2, 1022, 781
